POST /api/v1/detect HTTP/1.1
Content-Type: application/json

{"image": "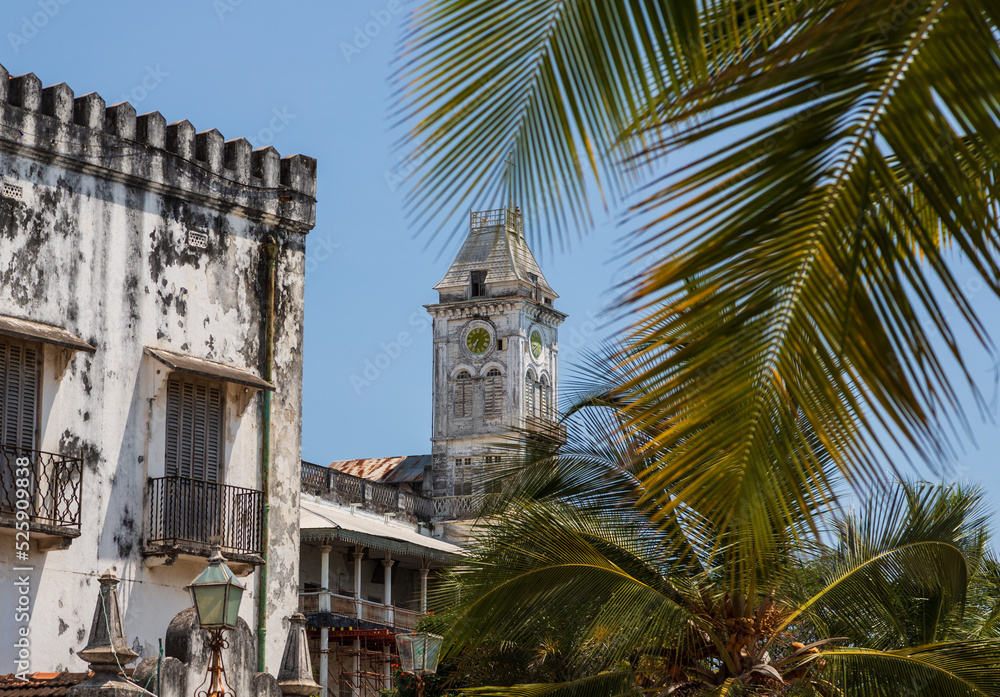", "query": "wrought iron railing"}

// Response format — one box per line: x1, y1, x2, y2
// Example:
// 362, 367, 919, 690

470, 207, 523, 236
0, 444, 83, 529
302, 463, 436, 521
146, 476, 263, 556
